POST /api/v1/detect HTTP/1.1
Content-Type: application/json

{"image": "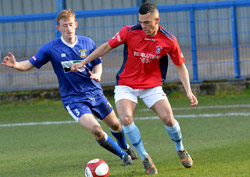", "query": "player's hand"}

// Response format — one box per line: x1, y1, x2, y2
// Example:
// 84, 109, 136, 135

187, 91, 198, 107
71, 62, 84, 72
1, 52, 16, 68
88, 71, 101, 82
